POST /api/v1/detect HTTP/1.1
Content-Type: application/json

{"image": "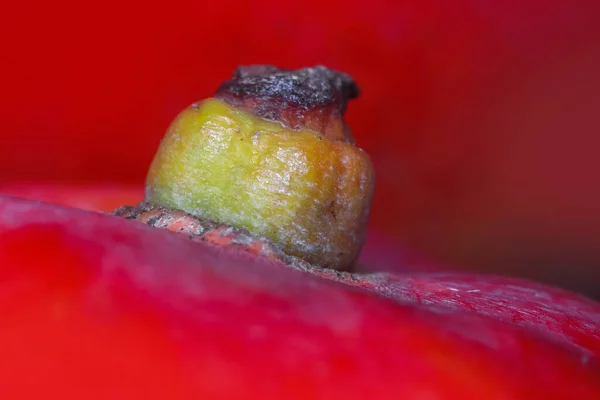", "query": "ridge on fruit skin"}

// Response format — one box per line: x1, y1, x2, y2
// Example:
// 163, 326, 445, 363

113, 202, 304, 266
